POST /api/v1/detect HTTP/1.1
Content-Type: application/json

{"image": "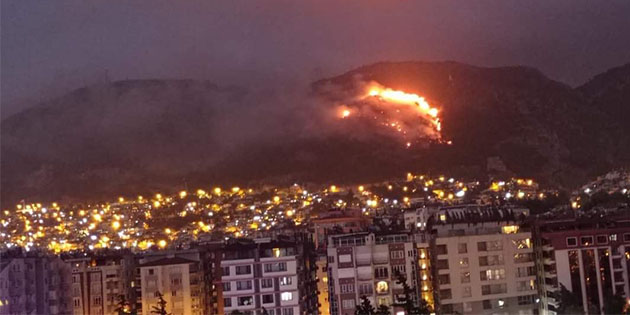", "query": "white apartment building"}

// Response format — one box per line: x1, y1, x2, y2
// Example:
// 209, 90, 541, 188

0, 254, 72, 315
138, 255, 205, 315
66, 254, 136, 315
432, 219, 537, 315
219, 239, 318, 315
326, 232, 418, 315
